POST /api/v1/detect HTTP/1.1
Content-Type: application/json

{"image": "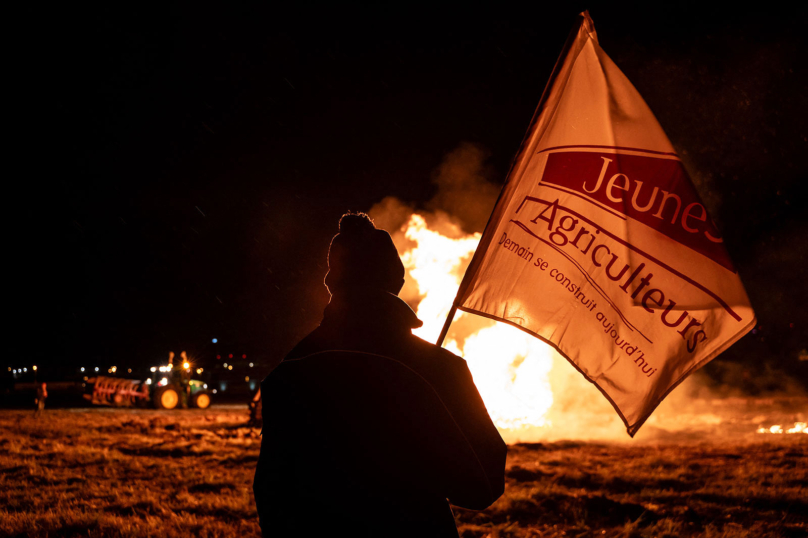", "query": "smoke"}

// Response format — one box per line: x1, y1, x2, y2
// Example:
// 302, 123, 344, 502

370, 141, 499, 236
697, 361, 806, 398
369, 142, 500, 308
424, 142, 501, 233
